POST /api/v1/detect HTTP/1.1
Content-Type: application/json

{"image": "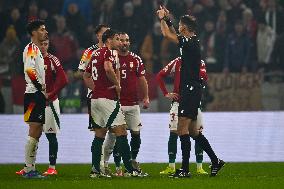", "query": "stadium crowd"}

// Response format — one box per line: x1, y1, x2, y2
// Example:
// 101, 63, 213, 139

0, 0, 284, 113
